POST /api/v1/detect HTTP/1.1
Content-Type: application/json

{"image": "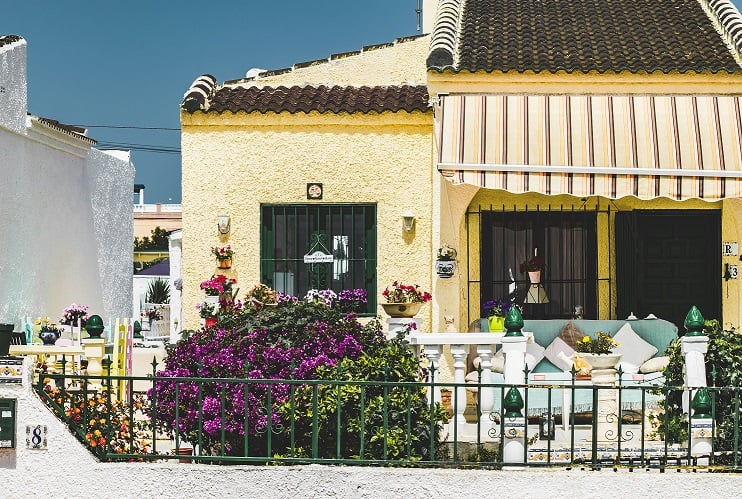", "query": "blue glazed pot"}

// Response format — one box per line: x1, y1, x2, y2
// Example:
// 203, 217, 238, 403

39, 330, 60, 345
